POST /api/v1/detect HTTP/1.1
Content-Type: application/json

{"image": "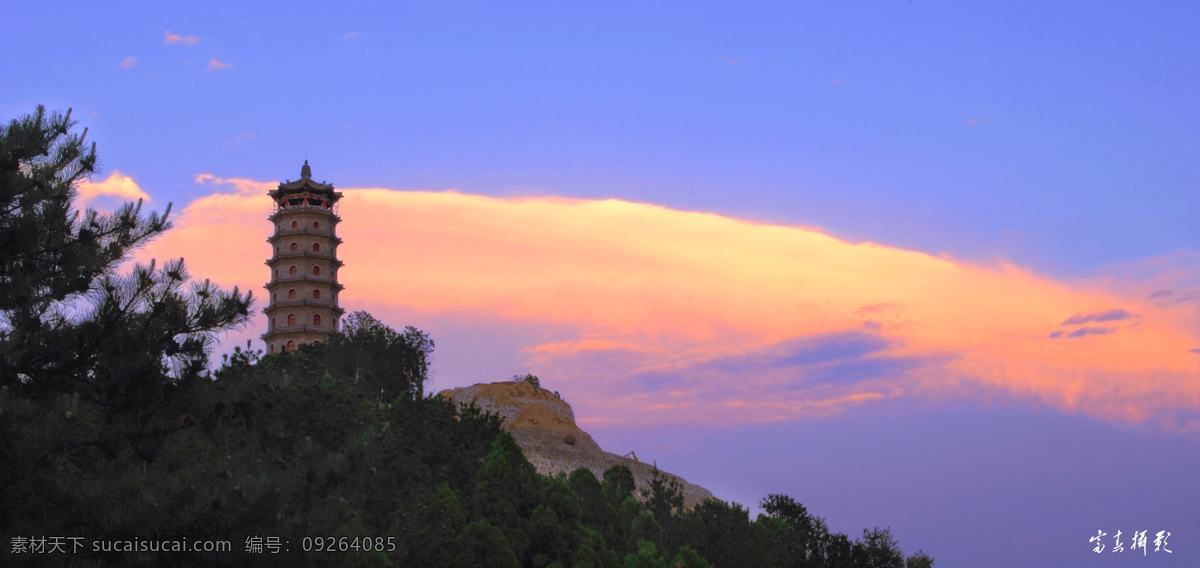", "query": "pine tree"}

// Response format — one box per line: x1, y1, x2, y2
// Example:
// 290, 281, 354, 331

0, 106, 252, 549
